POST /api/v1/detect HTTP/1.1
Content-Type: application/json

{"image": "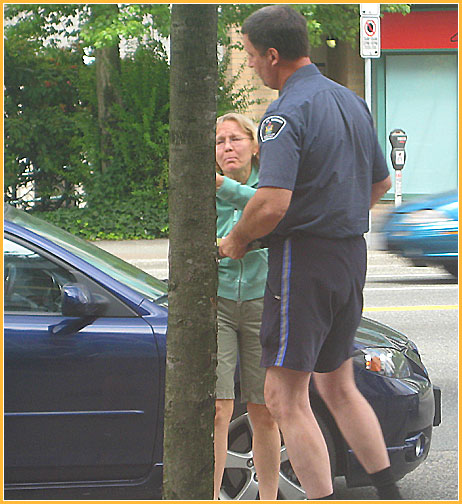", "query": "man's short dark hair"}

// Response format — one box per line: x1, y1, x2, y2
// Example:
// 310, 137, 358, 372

242, 6, 310, 60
